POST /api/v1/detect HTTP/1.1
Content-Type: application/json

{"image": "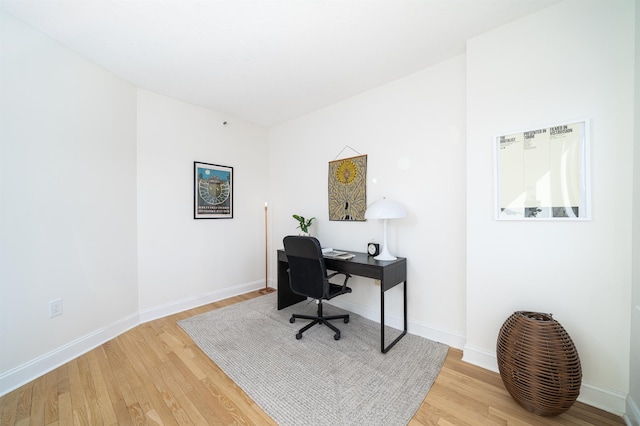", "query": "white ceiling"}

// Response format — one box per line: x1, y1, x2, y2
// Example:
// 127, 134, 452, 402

1, 0, 559, 127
